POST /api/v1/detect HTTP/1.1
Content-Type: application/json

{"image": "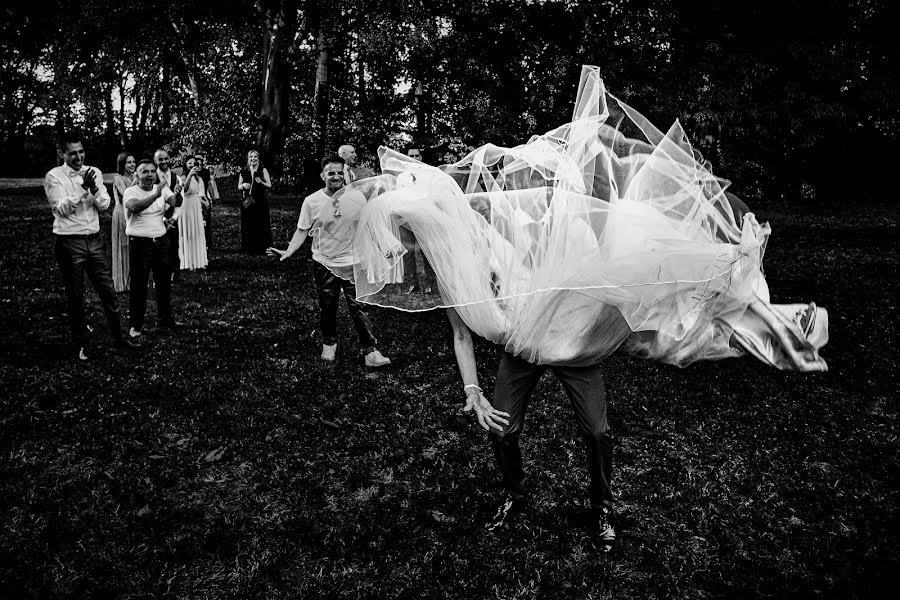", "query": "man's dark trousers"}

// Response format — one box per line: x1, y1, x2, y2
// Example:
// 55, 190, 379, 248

166, 224, 180, 280
490, 350, 613, 509
164, 194, 181, 281
202, 202, 212, 249
54, 233, 124, 345
128, 236, 173, 331
312, 261, 376, 352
